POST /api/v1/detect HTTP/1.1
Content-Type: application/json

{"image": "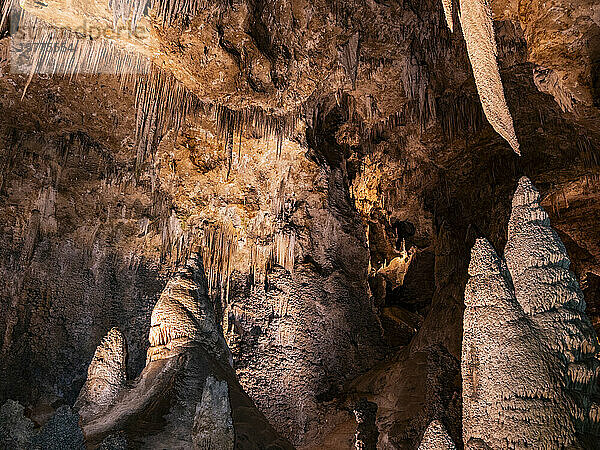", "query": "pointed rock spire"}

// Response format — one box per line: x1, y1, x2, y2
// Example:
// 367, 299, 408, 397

147, 255, 231, 365
192, 376, 234, 450
463, 237, 576, 449
418, 420, 456, 449
74, 328, 127, 421
504, 176, 600, 438
458, 0, 520, 153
